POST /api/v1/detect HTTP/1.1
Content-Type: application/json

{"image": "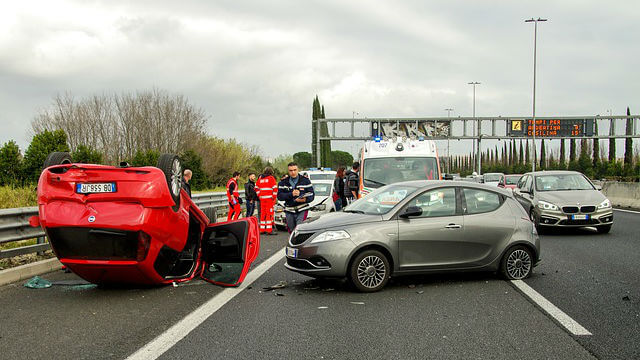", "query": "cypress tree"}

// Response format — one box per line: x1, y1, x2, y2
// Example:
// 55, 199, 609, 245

525, 140, 531, 166
319, 104, 331, 167
519, 140, 524, 165
510, 141, 515, 167
311, 96, 319, 165
624, 106, 634, 169
570, 139, 577, 162
559, 139, 566, 169
593, 121, 600, 168
609, 119, 616, 162
540, 139, 546, 170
